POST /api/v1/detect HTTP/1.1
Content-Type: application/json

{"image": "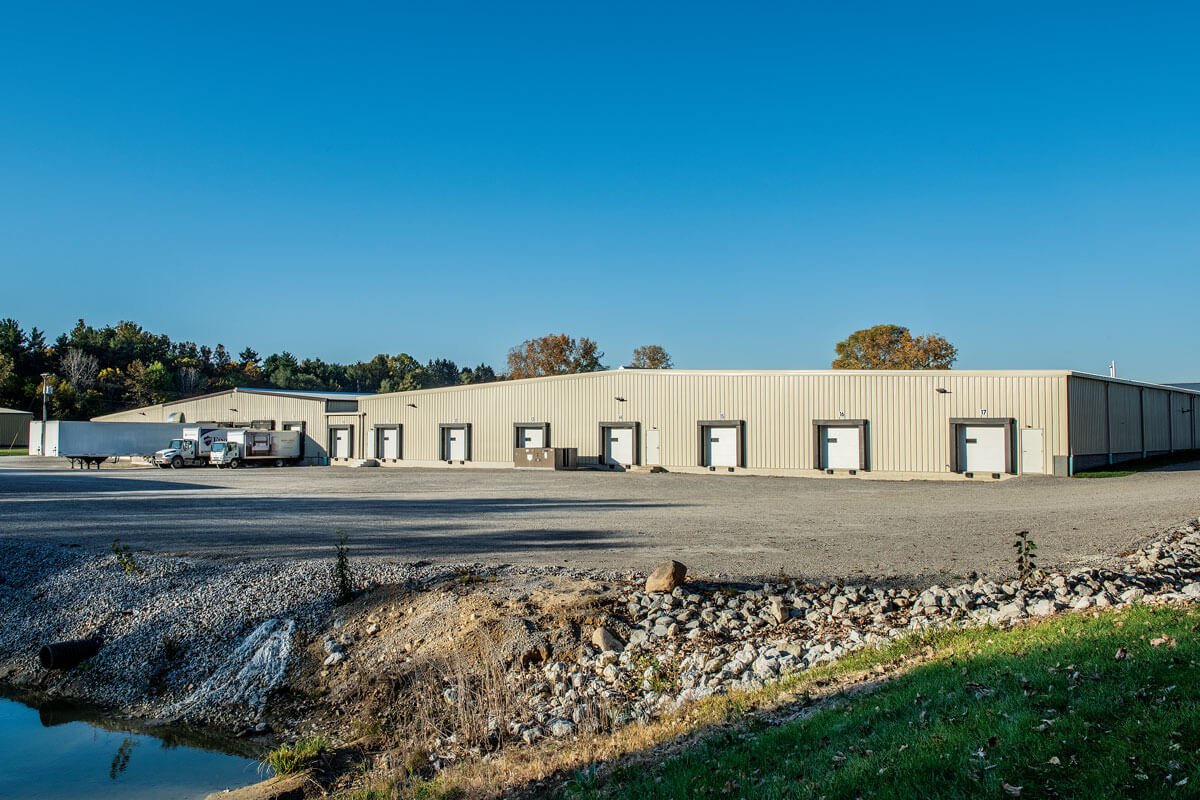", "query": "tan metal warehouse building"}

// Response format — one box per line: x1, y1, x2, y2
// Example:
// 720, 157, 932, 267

1, 407, 34, 449
93, 388, 369, 464
356, 369, 1200, 477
